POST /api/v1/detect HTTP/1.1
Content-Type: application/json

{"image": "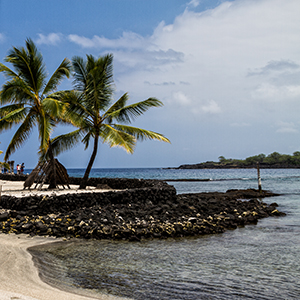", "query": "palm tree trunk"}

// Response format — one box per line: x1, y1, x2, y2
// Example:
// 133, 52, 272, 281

48, 143, 57, 189
80, 135, 98, 189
